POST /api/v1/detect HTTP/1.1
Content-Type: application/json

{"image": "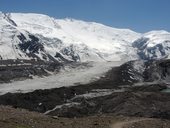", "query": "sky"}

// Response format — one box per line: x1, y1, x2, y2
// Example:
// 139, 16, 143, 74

0, 0, 170, 33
